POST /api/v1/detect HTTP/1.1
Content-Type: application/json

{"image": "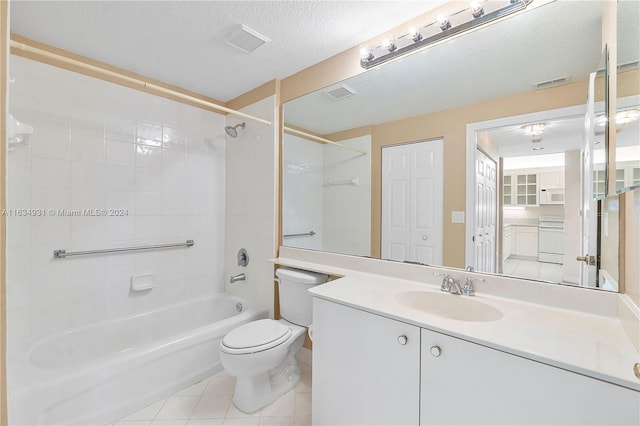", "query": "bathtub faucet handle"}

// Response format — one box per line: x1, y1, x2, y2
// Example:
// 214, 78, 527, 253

230, 273, 246, 284
237, 248, 249, 267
